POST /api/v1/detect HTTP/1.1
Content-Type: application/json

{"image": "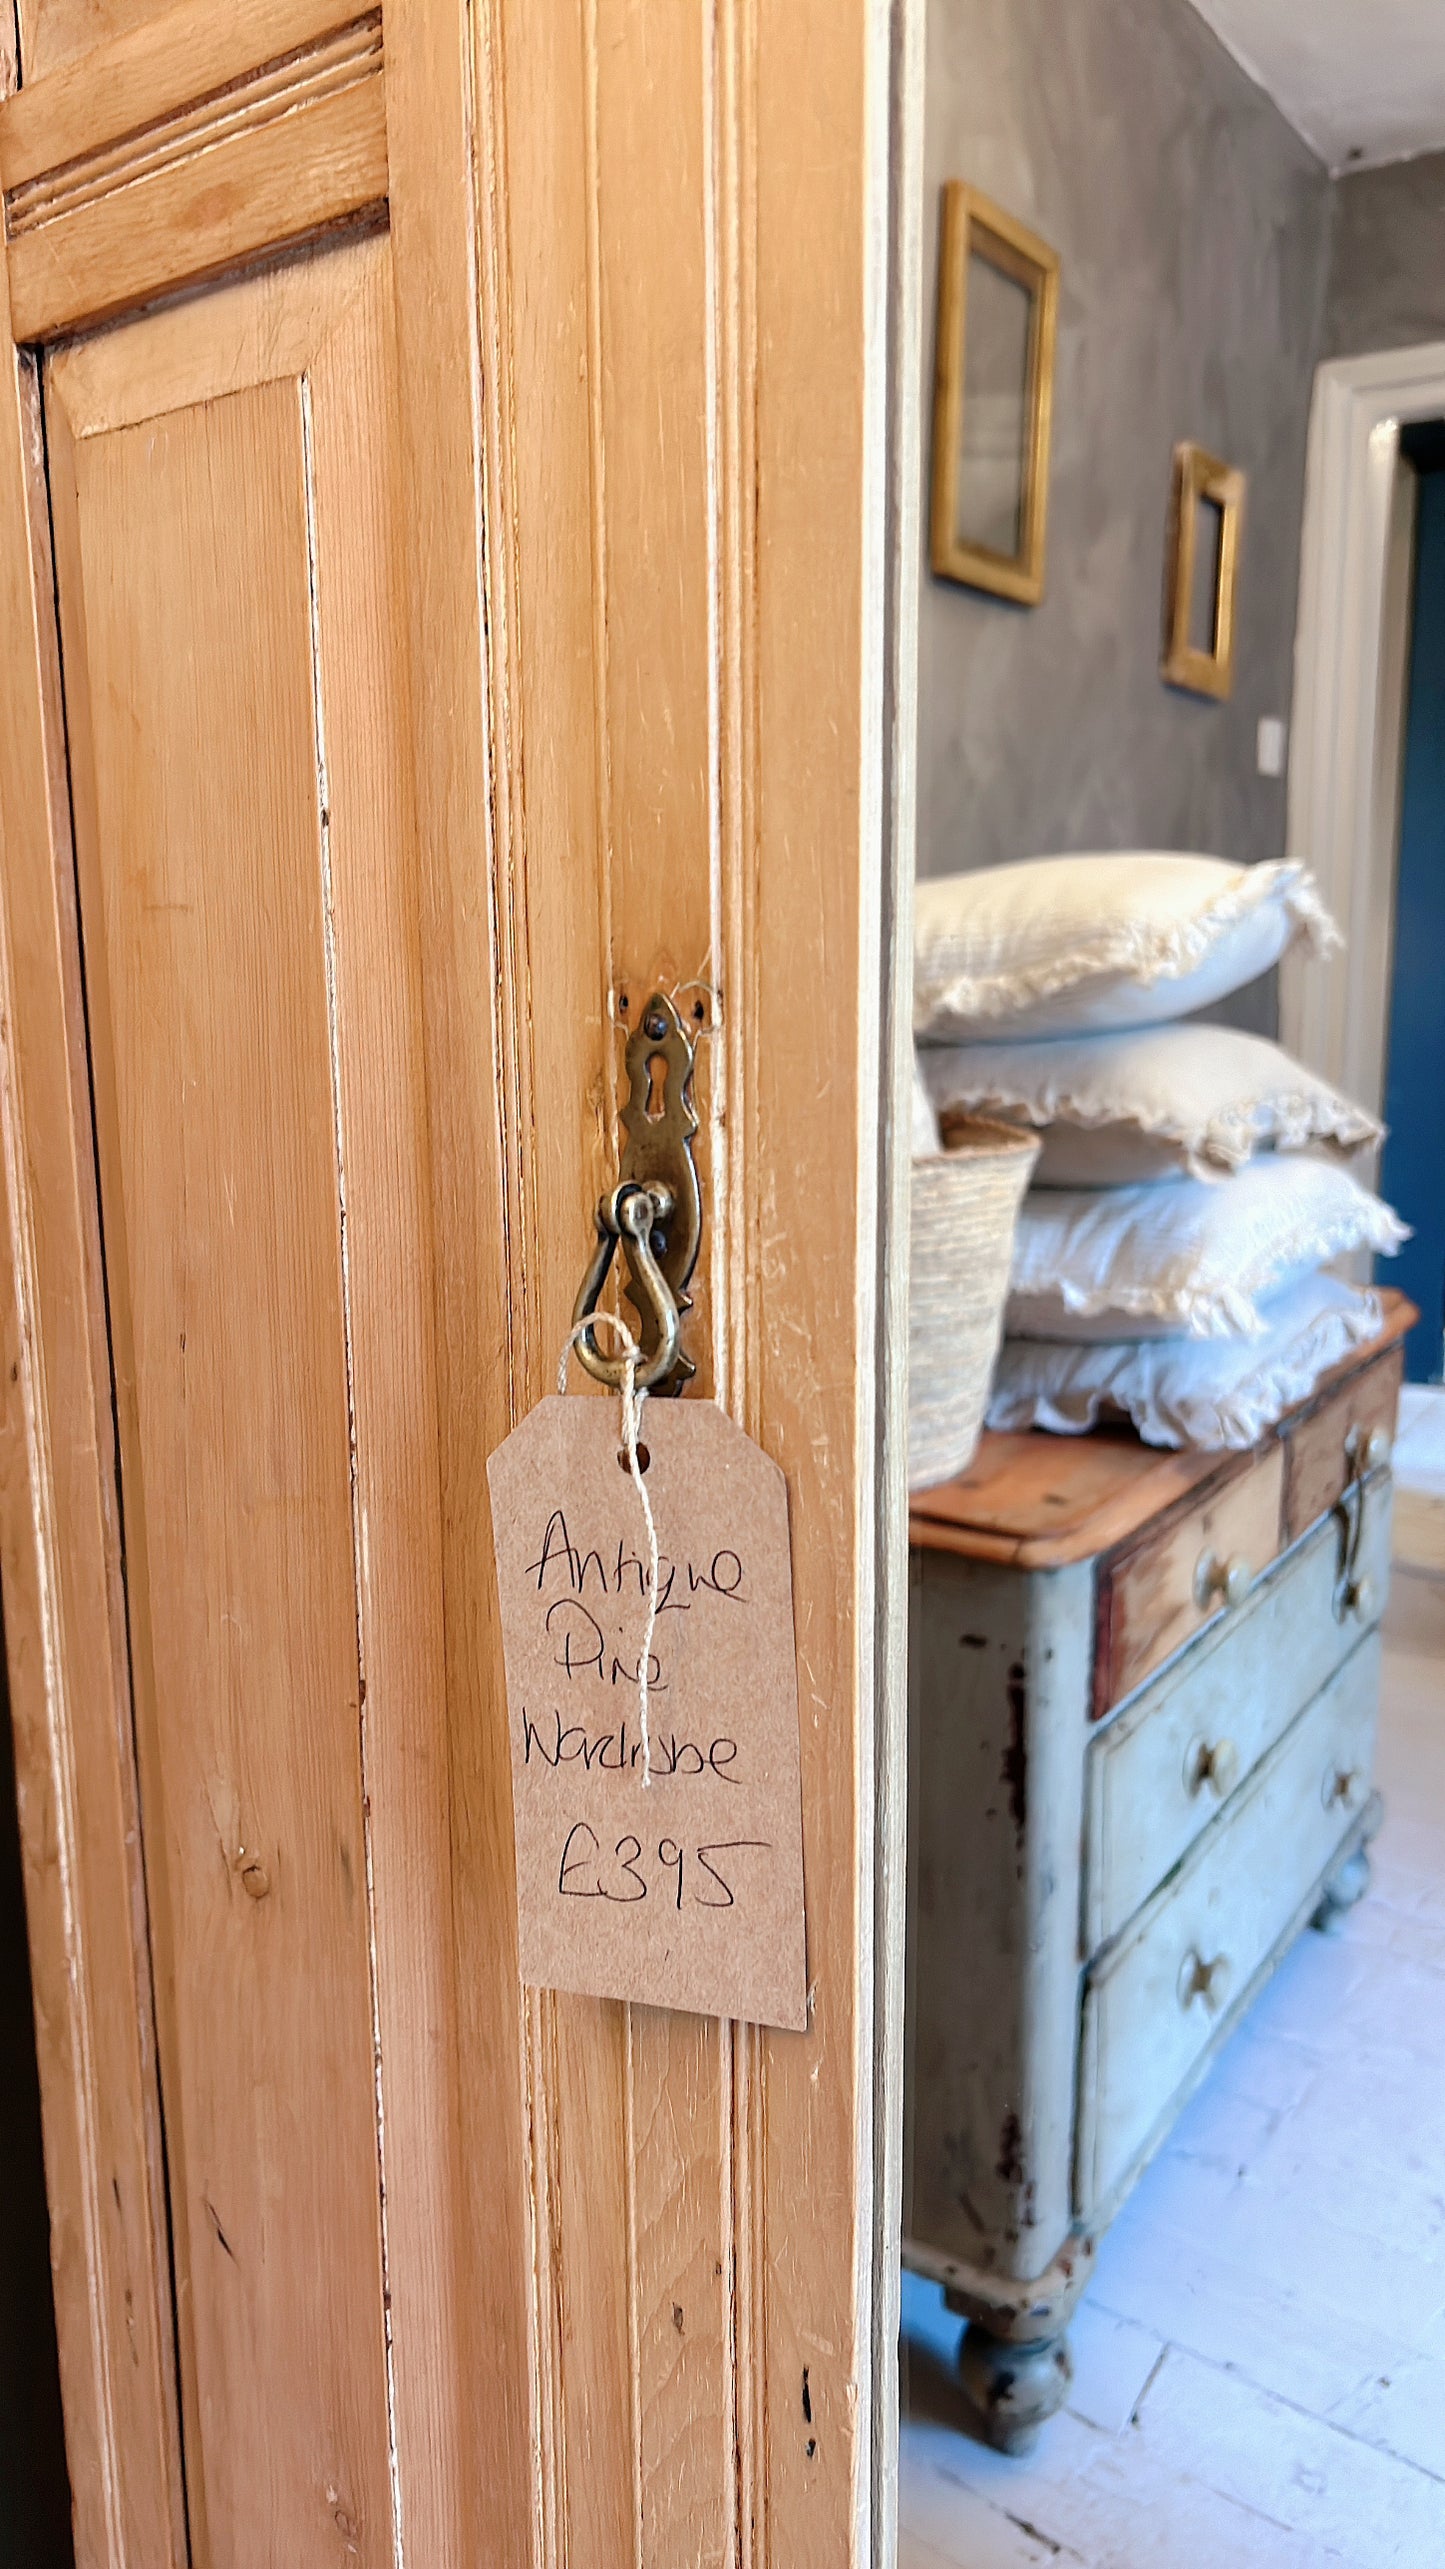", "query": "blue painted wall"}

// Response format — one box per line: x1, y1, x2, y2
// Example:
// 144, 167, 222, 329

1381, 456, 1445, 1381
